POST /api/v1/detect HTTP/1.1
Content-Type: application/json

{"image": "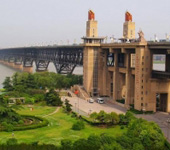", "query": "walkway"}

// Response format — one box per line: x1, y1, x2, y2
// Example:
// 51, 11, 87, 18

43, 107, 60, 117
